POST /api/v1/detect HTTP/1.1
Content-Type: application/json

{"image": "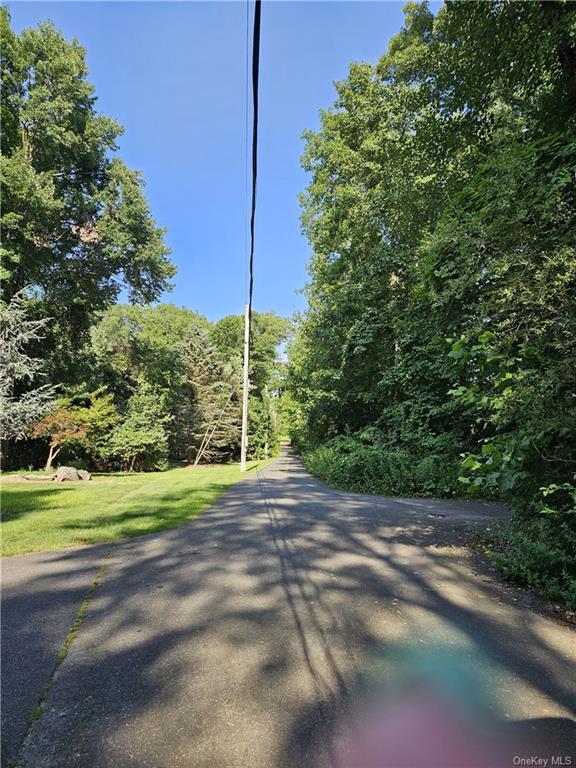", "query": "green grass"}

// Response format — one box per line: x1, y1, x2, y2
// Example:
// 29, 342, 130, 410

1, 462, 265, 556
